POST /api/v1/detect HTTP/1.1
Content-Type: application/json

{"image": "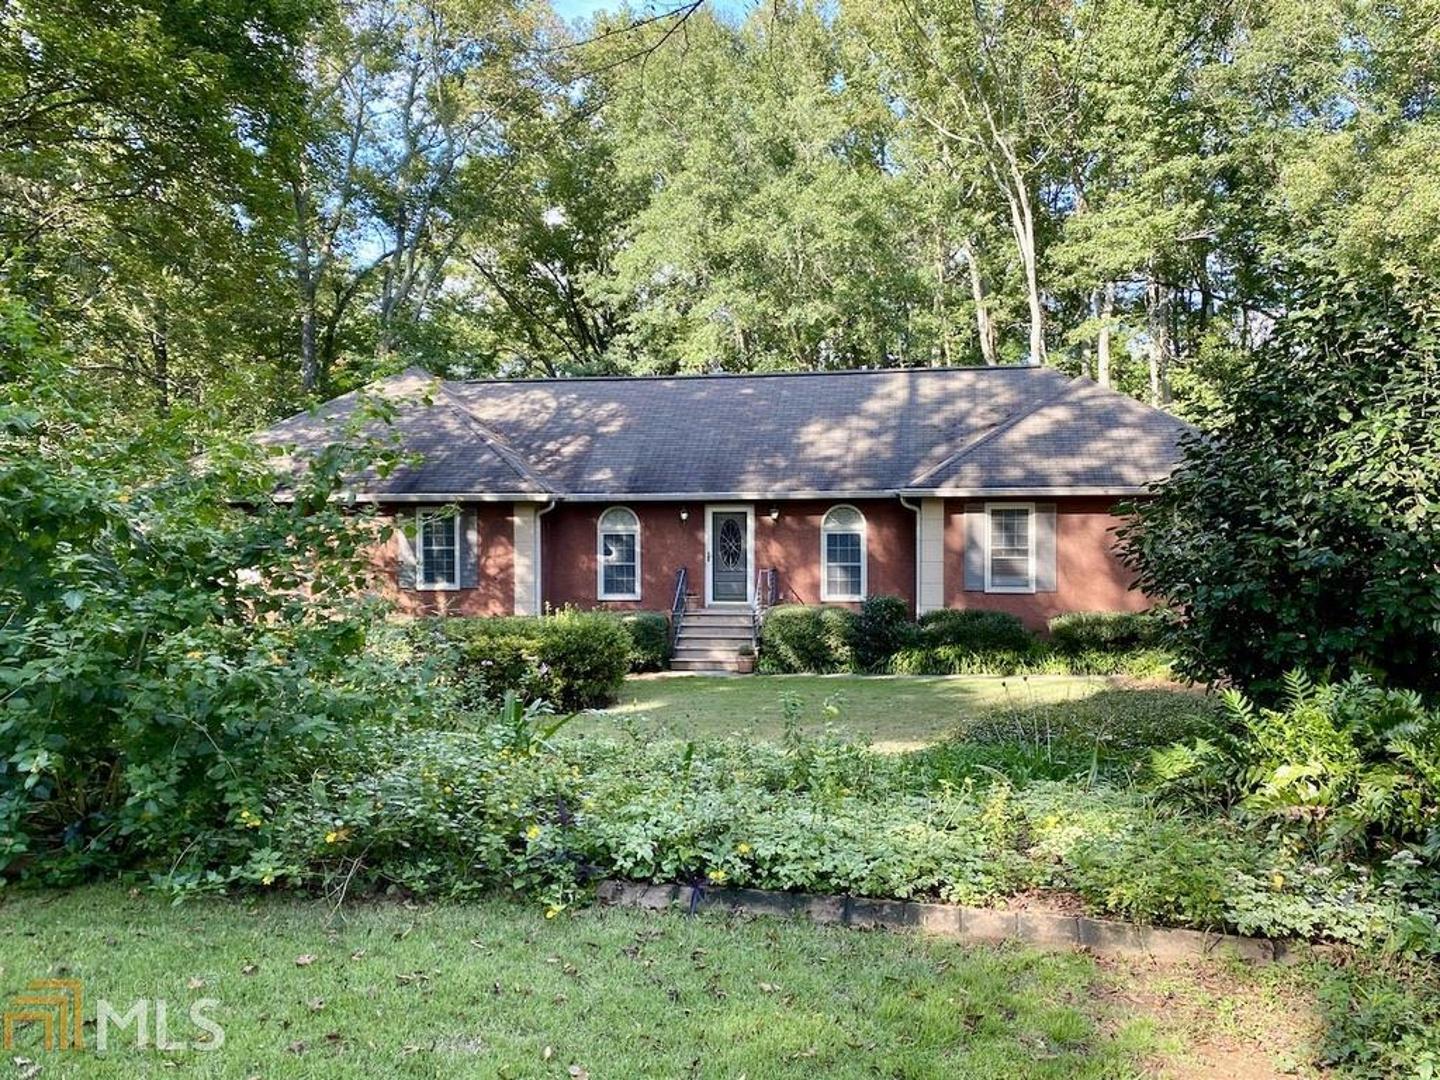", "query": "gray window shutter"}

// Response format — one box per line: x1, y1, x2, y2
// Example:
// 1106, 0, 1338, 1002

963, 503, 986, 592
459, 507, 479, 589
396, 512, 417, 589
1035, 503, 1058, 592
